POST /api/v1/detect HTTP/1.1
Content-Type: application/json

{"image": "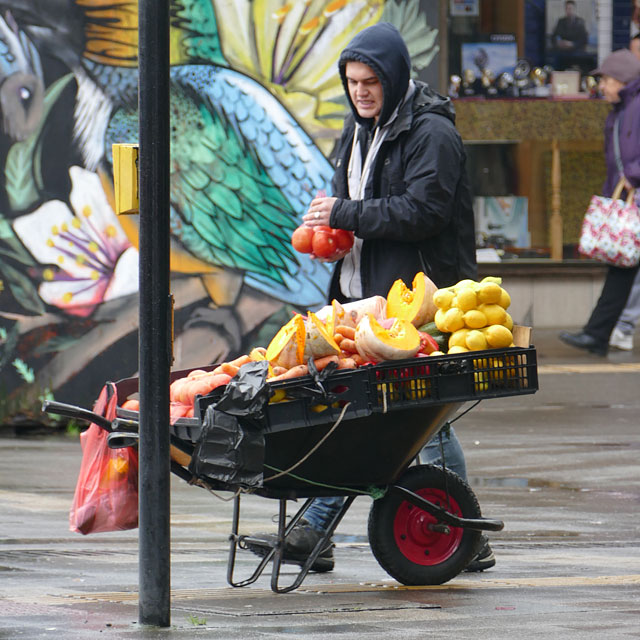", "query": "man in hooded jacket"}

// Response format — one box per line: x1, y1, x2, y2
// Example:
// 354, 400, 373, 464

247, 22, 494, 574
